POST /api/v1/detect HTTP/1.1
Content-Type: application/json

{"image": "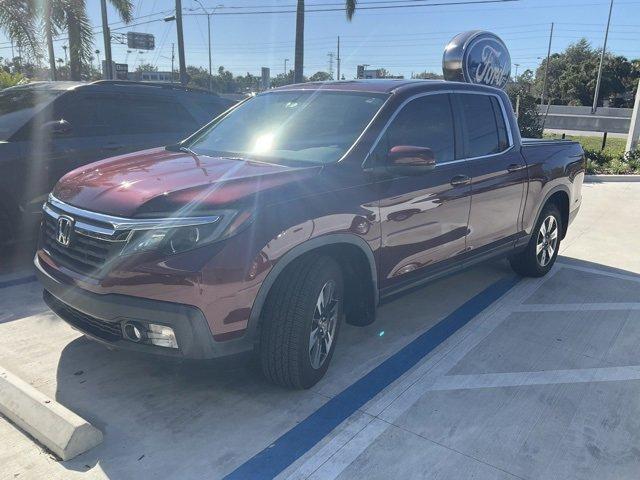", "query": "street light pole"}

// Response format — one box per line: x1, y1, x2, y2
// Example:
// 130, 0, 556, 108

592, 0, 614, 113
192, 2, 224, 91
